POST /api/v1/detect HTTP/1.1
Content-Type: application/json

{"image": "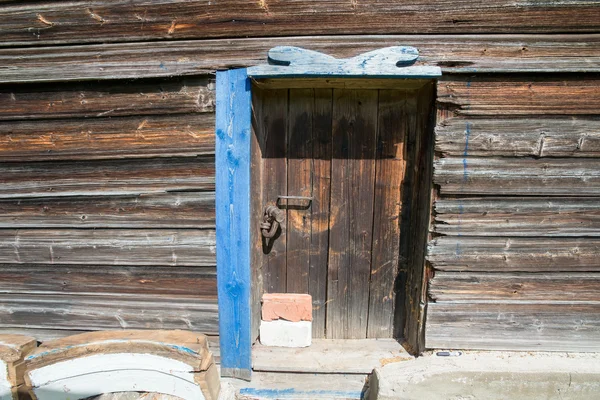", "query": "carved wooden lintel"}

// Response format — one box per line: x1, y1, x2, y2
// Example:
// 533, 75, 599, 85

247, 46, 441, 79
